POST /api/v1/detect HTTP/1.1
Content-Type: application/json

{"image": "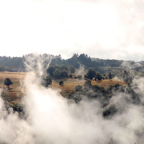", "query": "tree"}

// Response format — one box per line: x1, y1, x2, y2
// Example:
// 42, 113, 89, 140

60, 70, 68, 78
4, 78, 13, 88
92, 85, 105, 93
59, 80, 64, 85
109, 73, 112, 79
42, 75, 52, 87
60, 65, 68, 71
95, 72, 102, 81
87, 68, 96, 79
68, 65, 75, 73
75, 85, 82, 92
84, 74, 88, 79
53, 68, 61, 78
47, 66, 55, 77
69, 74, 73, 78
